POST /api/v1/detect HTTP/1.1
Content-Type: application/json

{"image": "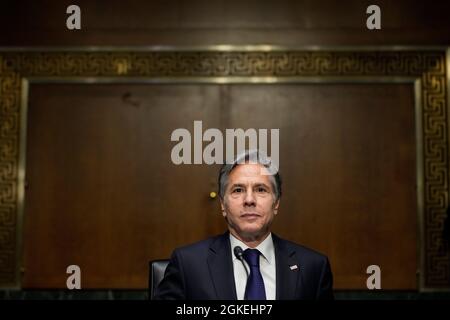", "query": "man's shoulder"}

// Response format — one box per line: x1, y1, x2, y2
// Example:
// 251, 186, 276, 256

172, 233, 228, 258
274, 234, 329, 263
